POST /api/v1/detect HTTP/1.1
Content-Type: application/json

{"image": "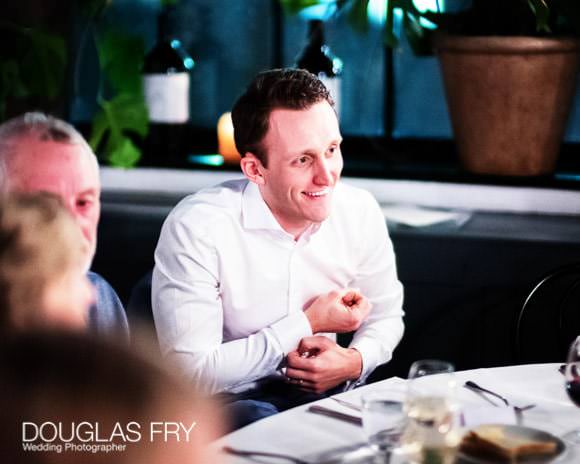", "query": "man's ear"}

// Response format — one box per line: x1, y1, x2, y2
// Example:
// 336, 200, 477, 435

240, 153, 266, 185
